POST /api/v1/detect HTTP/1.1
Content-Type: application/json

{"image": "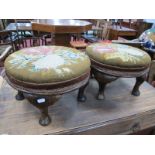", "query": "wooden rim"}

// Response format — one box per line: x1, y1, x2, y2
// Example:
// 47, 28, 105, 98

91, 58, 149, 72
92, 65, 149, 77
4, 70, 90, 95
